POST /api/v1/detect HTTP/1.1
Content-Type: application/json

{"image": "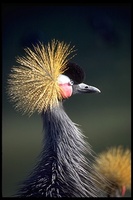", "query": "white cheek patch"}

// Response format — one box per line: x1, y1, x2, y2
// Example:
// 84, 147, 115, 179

58, 74, 73, 98
58, 74, 71, 84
